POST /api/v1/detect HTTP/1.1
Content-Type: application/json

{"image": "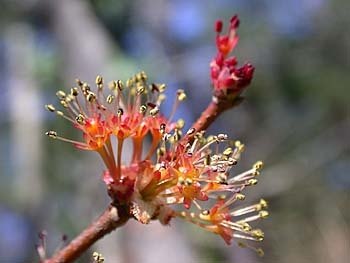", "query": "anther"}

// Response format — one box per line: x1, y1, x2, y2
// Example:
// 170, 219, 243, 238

217, 173, 228, 184
45, 104, 55, 112
252, 170, 260, 176
160, 123, 166, 134
136, 84, 145, 94
178, 177, 185, 186
95, 75, 103, 85
257, 248, 264, 257
177, 89, 187, 101
56, 111, 64, 116
228, 158, 237, 166
185, 178, 193, 186
139, 105, 147, 113
176, 119, 185, 129
217, 133, 228, 141
259, 211, 269, 219
126, 79, 133, 88
117, 108, 124, 116
108, 81, 117, 90
75, 114, 85, 125
140, 71, 147, 81
186, 128, 196, 135
248, 179, 258, 186
150, 107, 159, 116
260, 199, 268, 208
60, 100, 68, 108
251, 229, 264, 241
218, 194, 226, 200
204, 155, 211, 166
201, 210, 210, 215
106, 94, 114, 104
87, 92, 96, 102
46, 131, 57, 139
71, 87, 79, 96
76, 78, 83, 87
158, 83, 166, 92
253, 161, 264, 170
157, 147, 166, 157
56, 90, 66, 99
223, 147, 233, 156
236, 194, 246, 200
